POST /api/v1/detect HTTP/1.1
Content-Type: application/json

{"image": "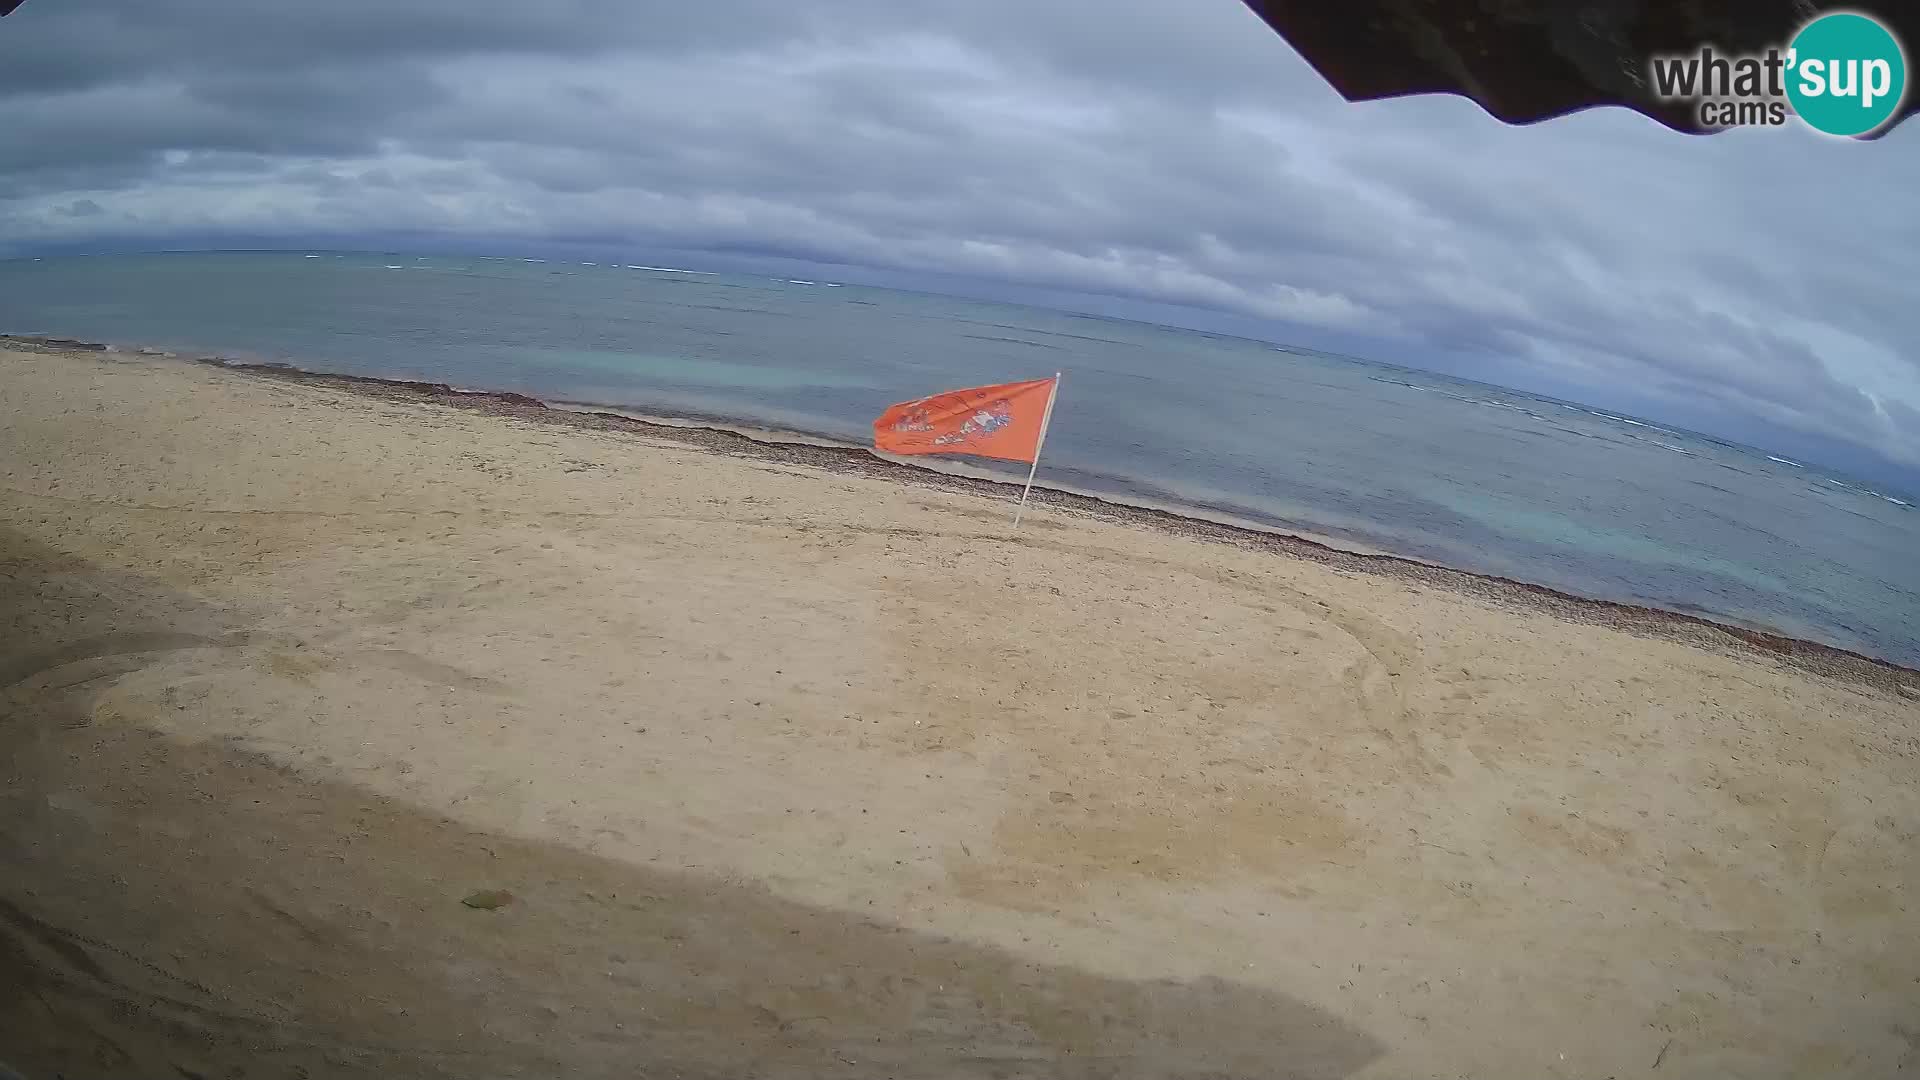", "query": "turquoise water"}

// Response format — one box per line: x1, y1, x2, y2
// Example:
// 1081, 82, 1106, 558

4, 250, 1916, 666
